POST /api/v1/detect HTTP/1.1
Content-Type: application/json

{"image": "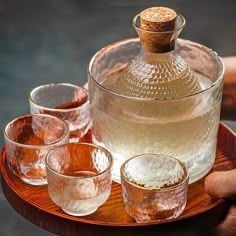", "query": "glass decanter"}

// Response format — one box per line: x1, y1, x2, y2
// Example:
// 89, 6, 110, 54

88, 7, 224, 184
